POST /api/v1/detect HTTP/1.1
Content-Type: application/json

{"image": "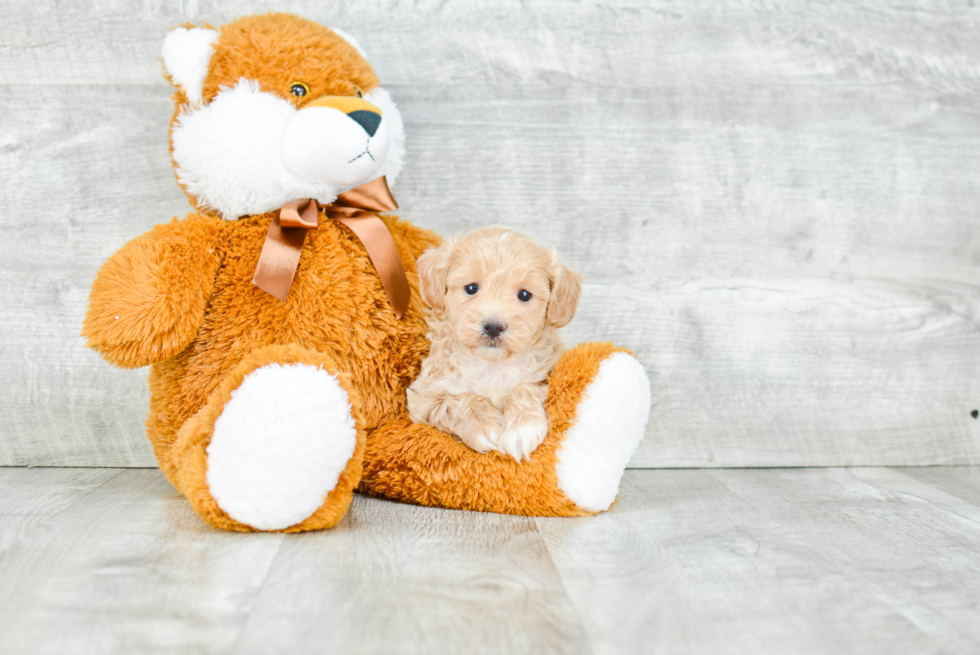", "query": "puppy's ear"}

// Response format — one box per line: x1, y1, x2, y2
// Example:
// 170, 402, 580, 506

547, 256, 582, 328
416, 240, 454, 313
